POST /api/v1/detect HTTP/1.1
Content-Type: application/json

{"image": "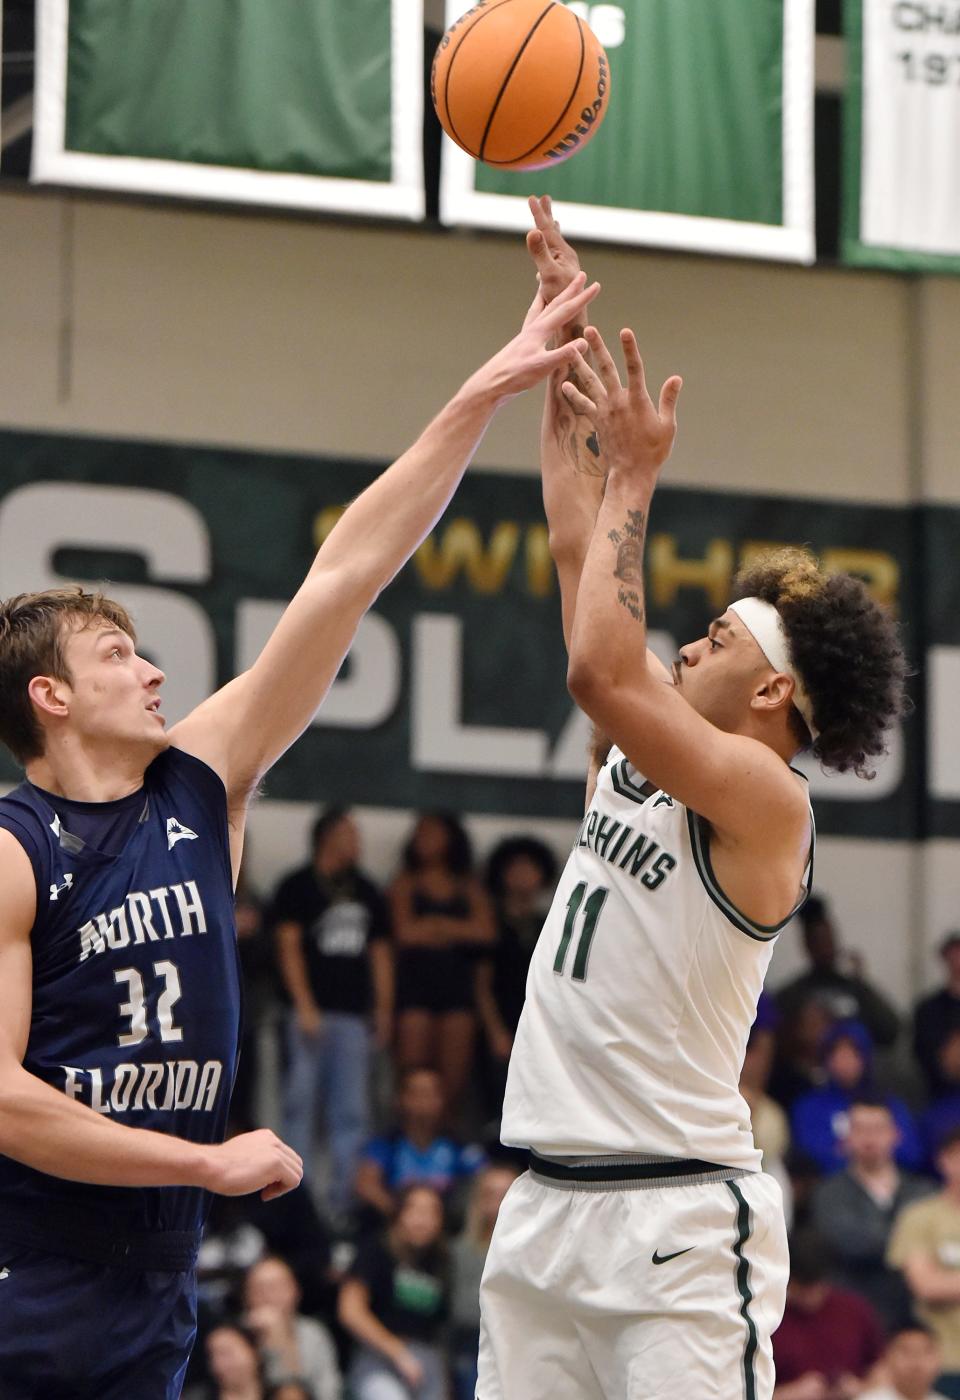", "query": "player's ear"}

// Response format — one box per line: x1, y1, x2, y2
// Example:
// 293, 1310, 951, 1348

28, 674, 71, 719
751, 672, 794, 716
